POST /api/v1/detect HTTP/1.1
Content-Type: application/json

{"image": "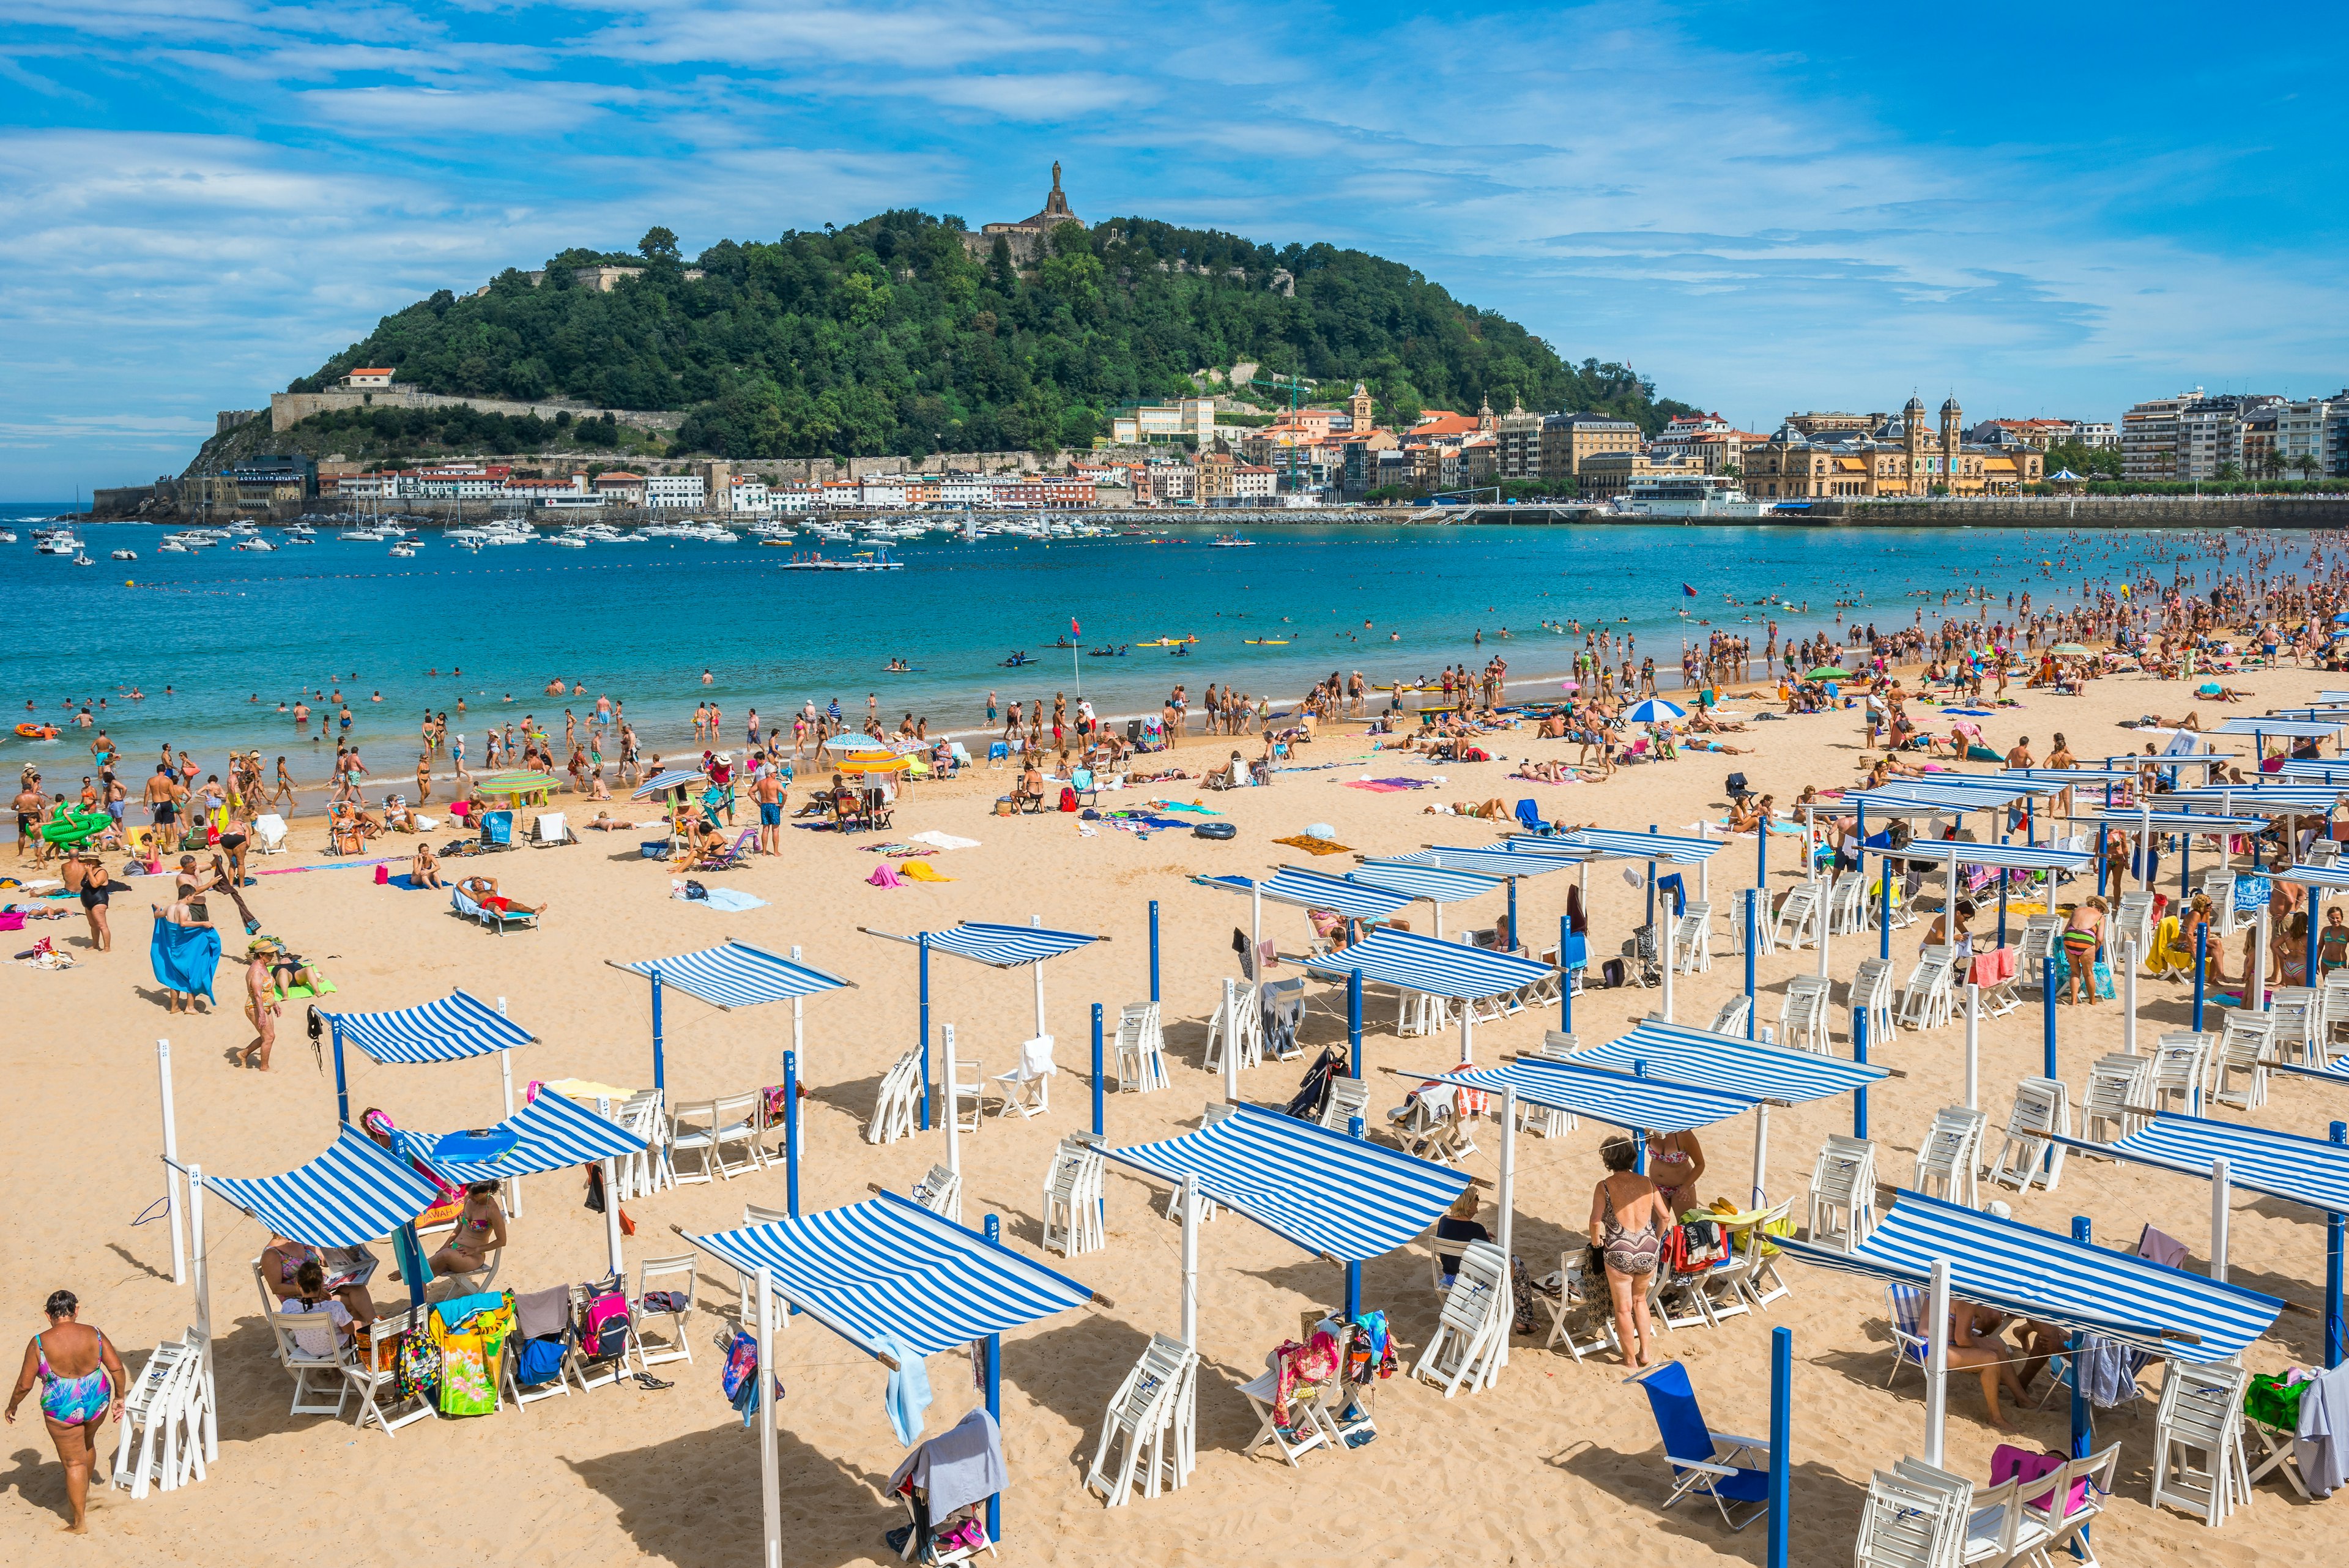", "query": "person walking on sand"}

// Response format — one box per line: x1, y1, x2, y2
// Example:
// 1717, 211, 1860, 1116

1590, 1134, 1669, 1368
241, 938, 279, 1069
754, 764, 784, 856
7, 1290, 128, 1534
